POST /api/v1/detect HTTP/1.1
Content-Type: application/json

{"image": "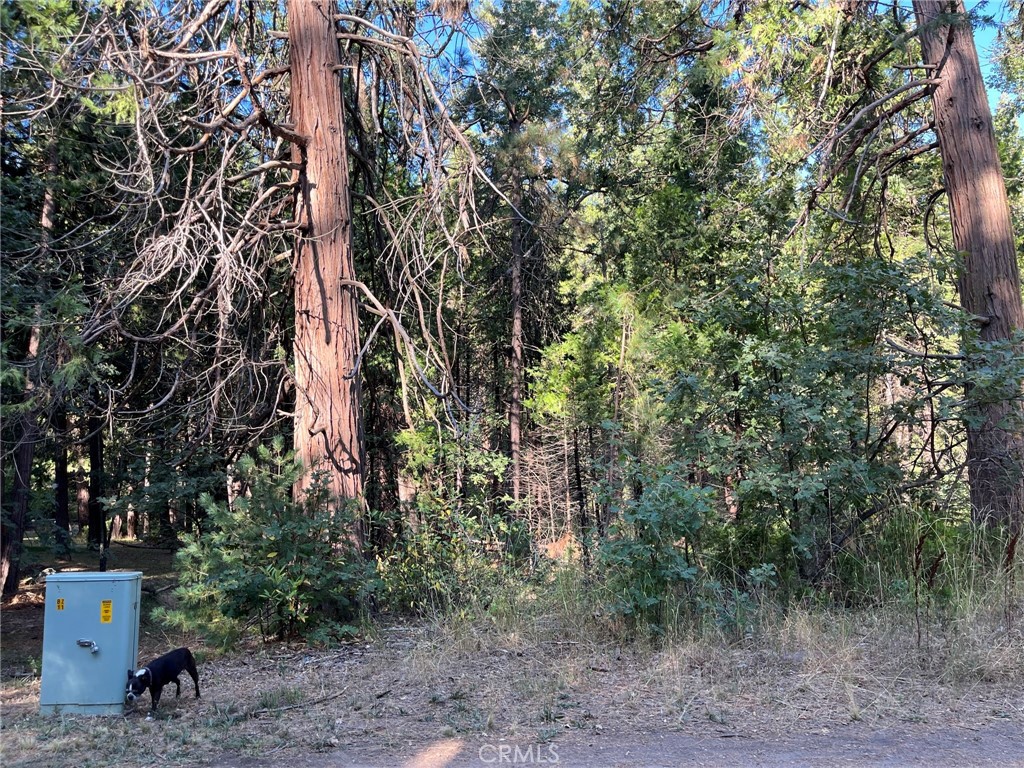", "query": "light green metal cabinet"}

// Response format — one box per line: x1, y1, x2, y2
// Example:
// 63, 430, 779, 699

39, 571, 143, 715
